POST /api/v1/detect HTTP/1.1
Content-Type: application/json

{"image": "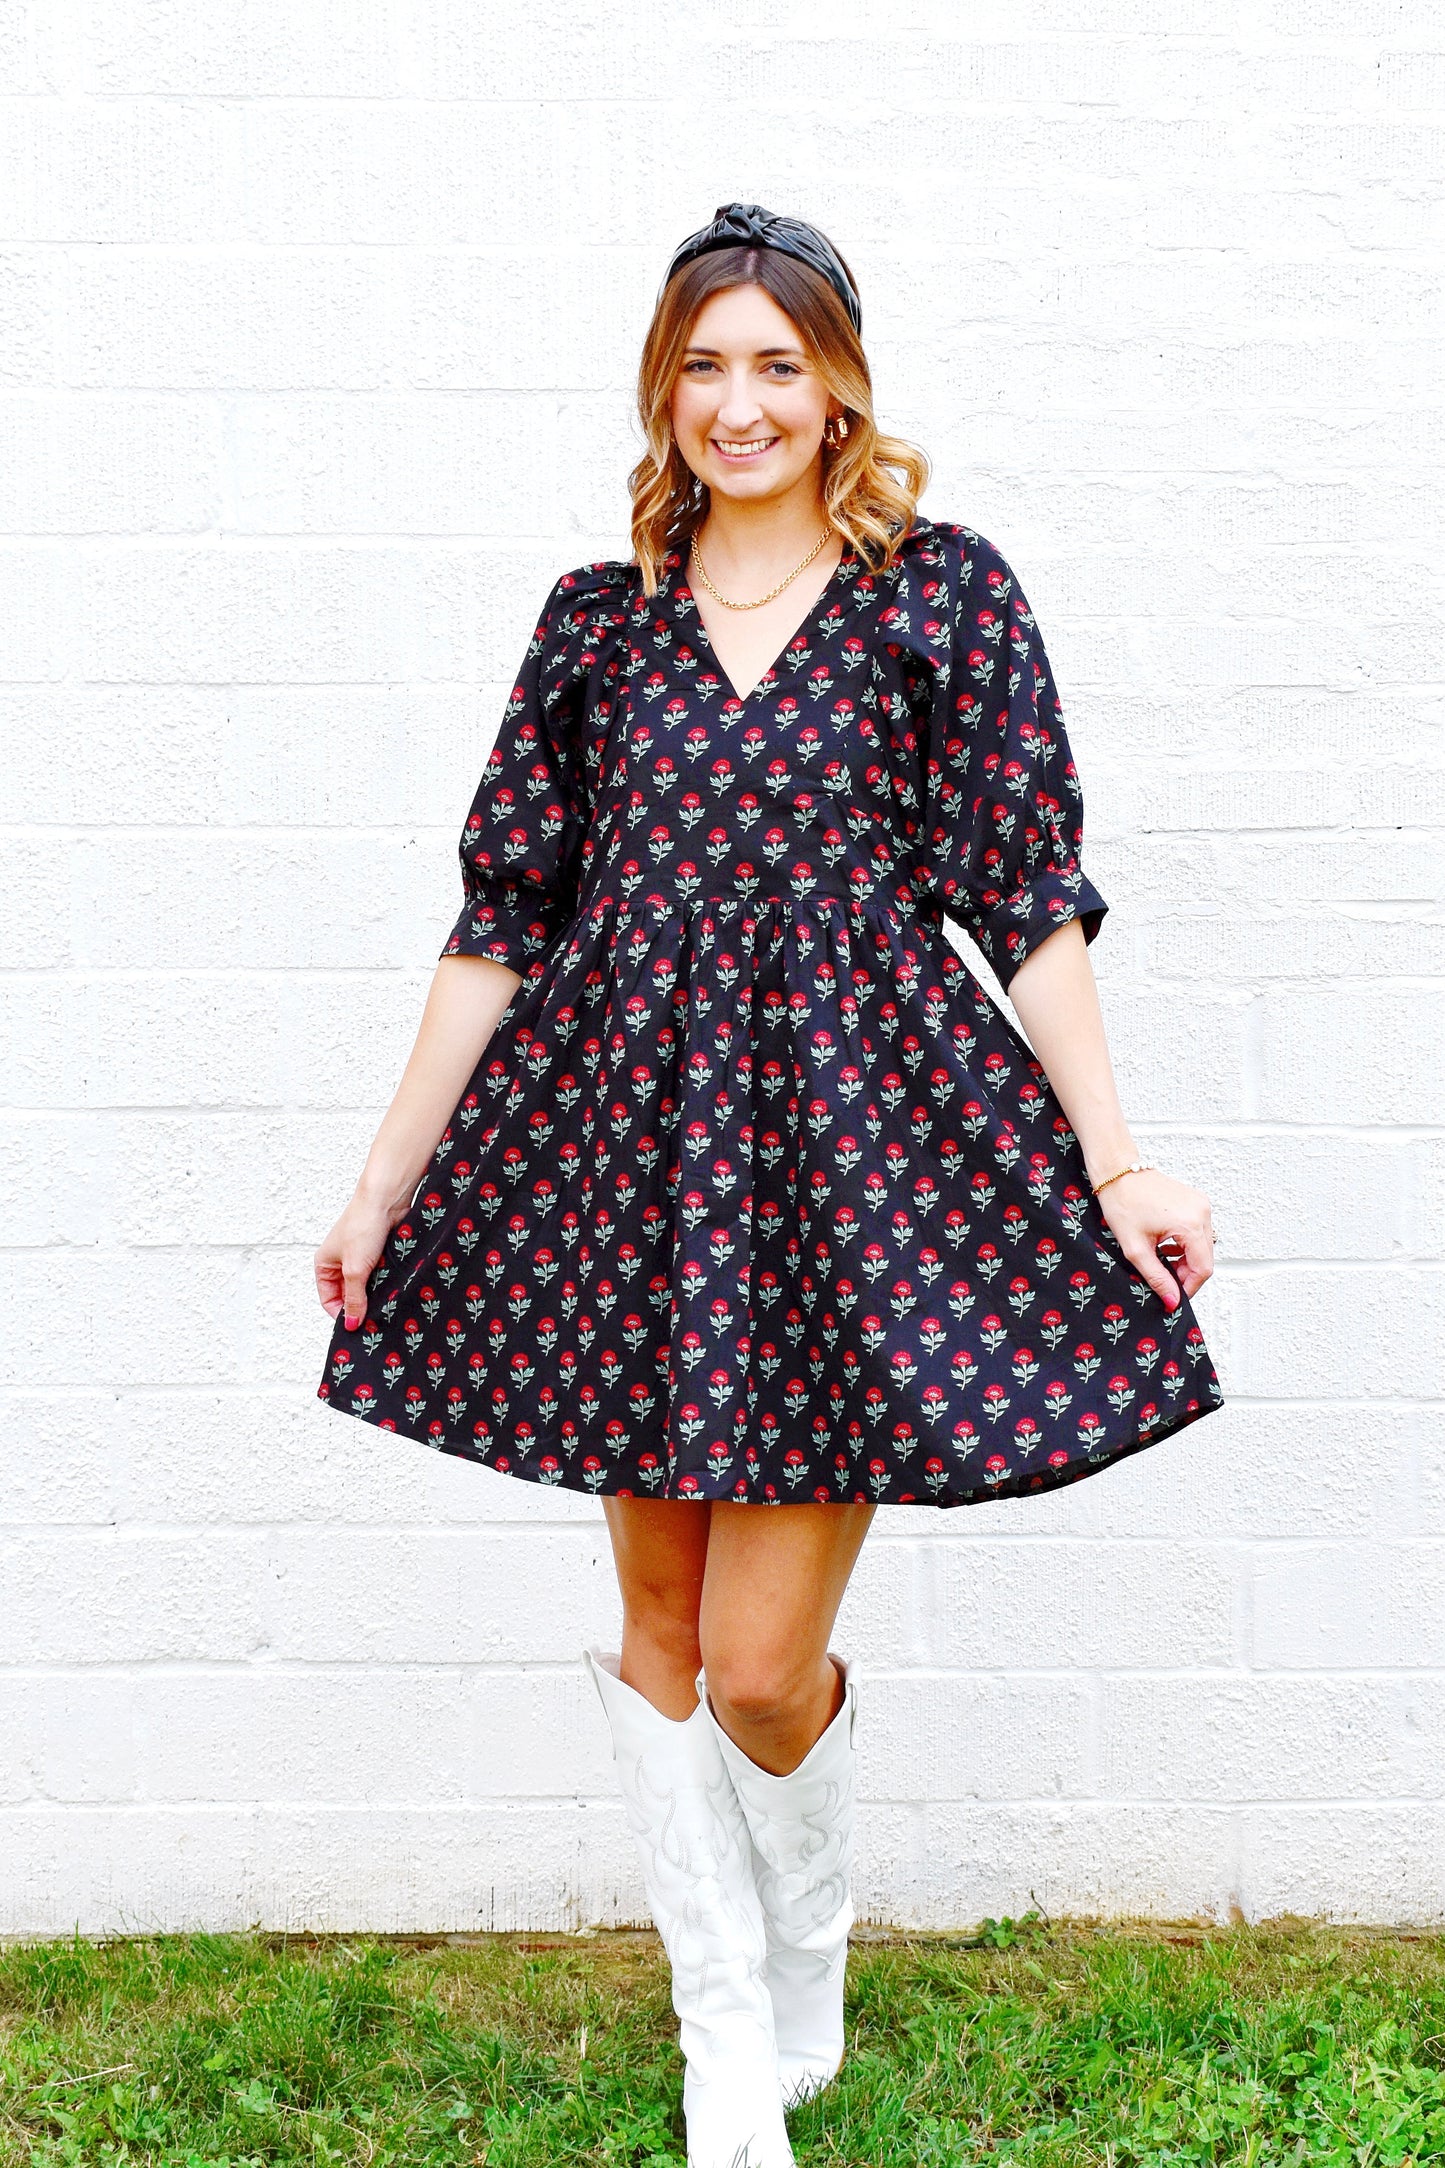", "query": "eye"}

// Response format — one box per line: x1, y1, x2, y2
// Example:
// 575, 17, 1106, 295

766, 362, 801, 378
